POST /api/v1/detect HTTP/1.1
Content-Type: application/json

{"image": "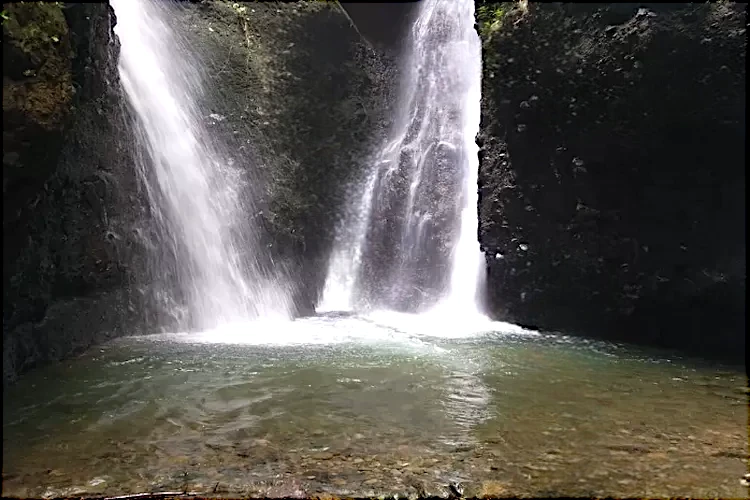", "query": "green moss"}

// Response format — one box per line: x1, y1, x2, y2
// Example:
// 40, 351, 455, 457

2, 3, 67, 52
2, 2, 73, 131
477, 4, 505, 38
476, 1, 523, 40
